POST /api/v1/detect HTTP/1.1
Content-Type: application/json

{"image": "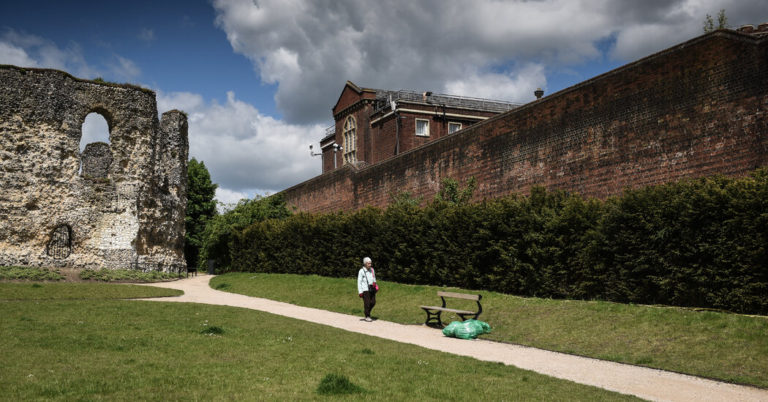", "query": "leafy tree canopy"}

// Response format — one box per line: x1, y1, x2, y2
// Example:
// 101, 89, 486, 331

185, 158, 218, 268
